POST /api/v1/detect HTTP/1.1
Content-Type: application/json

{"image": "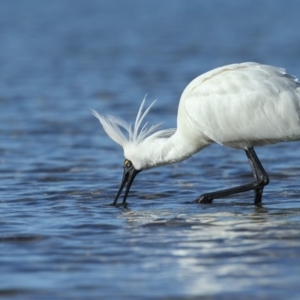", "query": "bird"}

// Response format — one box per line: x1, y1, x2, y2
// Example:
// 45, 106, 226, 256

92, 62, 300, 207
